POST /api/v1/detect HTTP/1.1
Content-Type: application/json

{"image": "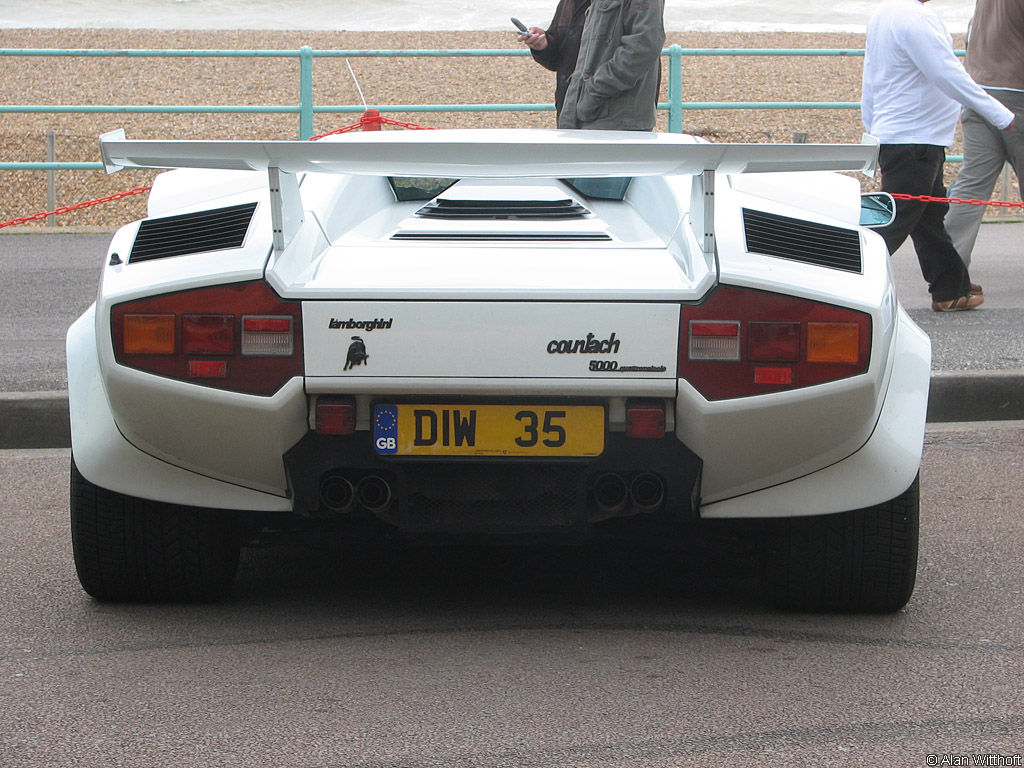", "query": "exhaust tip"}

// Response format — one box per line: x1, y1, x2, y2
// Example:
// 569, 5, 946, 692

320, 474, 355, 512
356, 475, 393, 512
630, 473, 665, 512
593, 472, 628, 514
